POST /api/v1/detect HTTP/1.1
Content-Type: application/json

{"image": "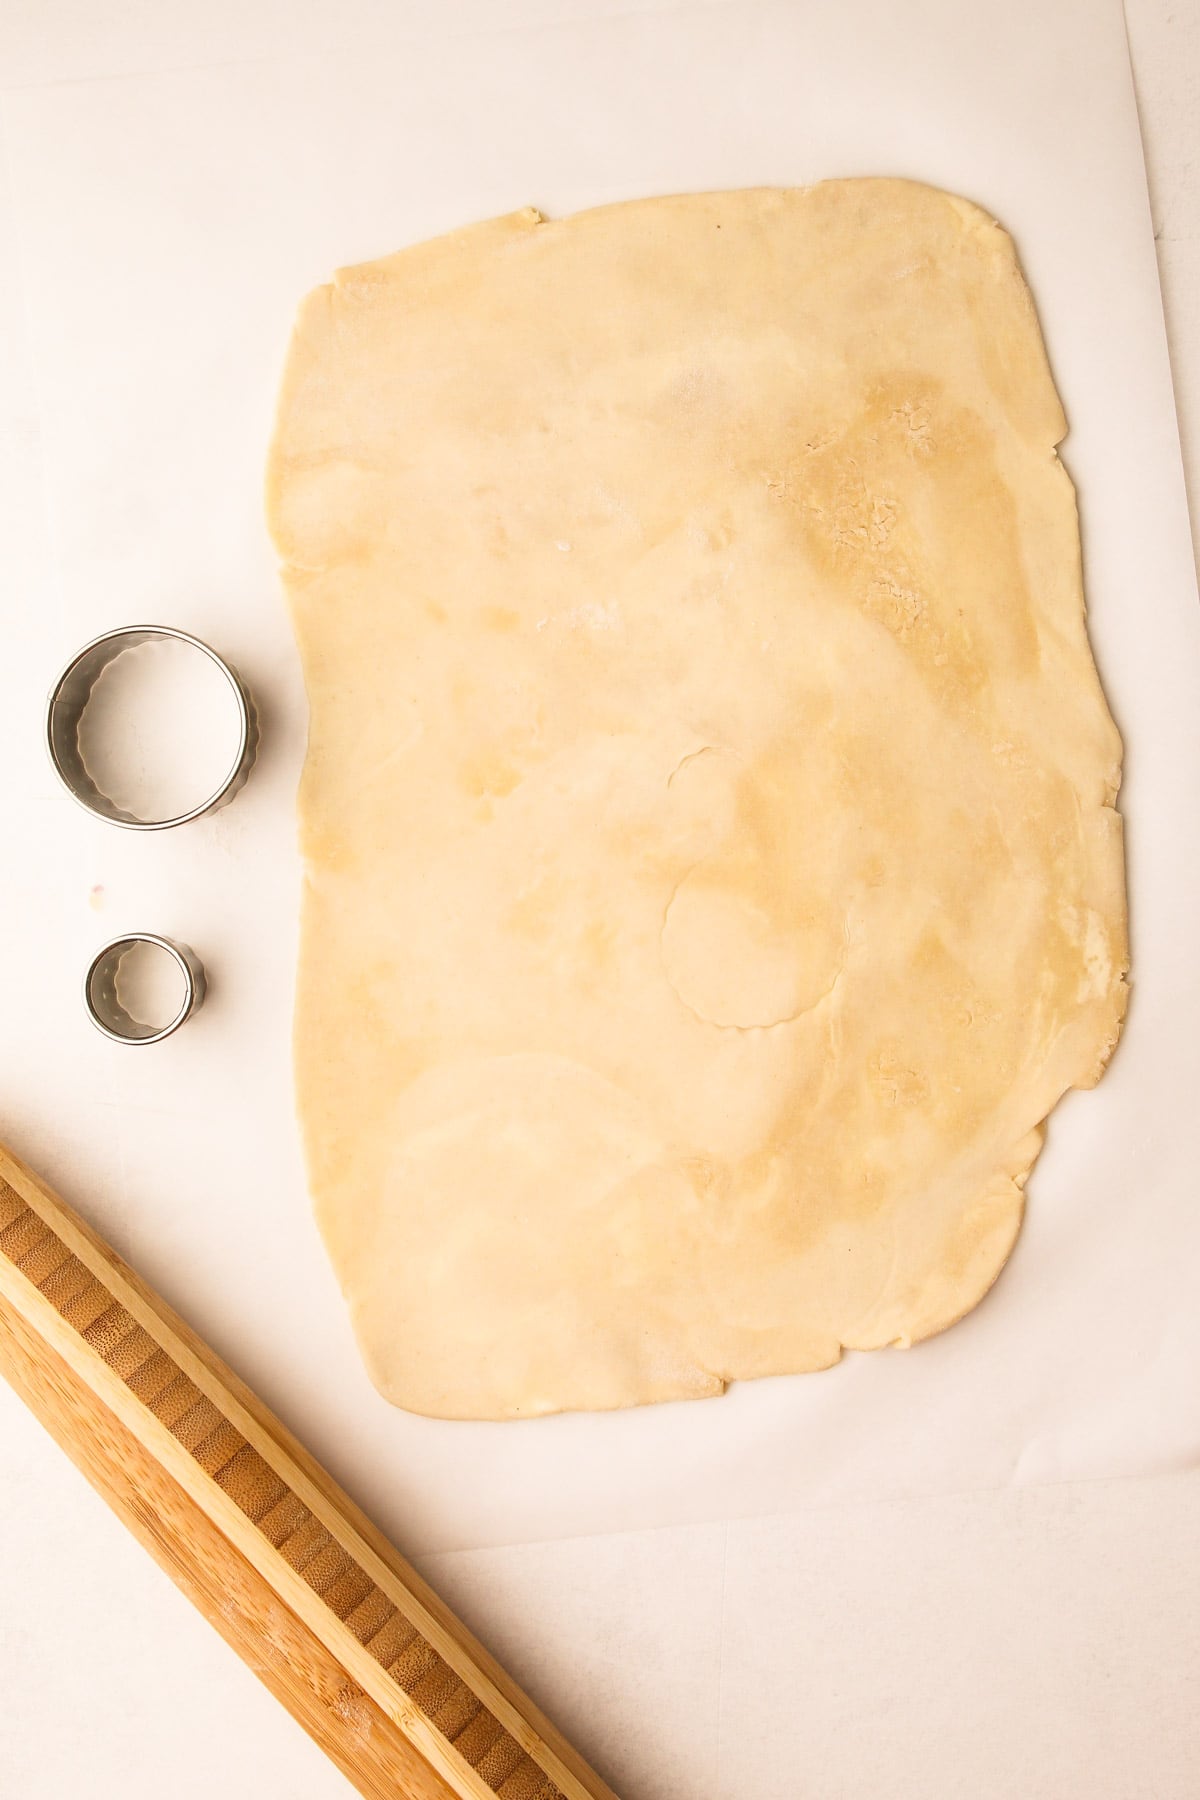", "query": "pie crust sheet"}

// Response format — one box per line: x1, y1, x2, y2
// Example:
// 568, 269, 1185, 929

266, 180, 1128, 1420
